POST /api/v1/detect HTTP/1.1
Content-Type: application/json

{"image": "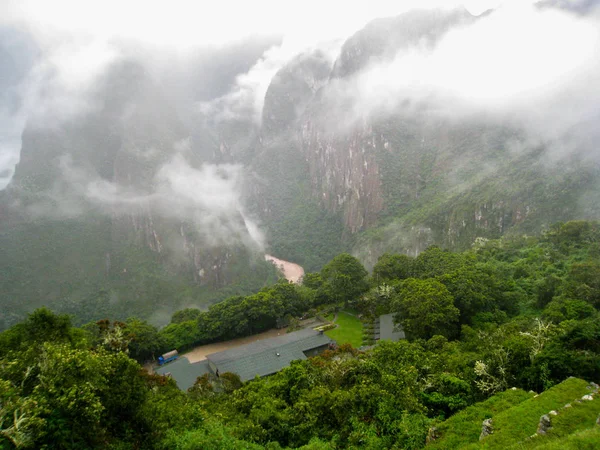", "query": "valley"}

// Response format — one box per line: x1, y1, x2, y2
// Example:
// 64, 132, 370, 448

0, 3, 599, 448
1, 5, 599, 328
